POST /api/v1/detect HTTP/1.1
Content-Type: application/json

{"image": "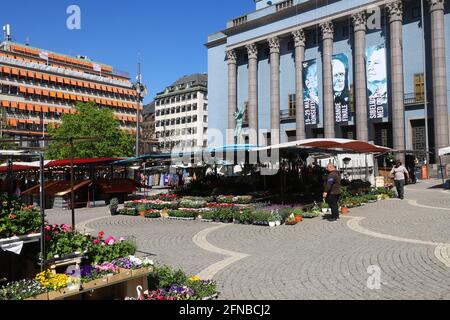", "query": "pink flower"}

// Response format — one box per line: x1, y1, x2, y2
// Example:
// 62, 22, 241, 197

93, 239, 100, 245
119, 237, 125, 242
105, 236, 116, 245
44, 225, 51, 232
60, 224, 71, 233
